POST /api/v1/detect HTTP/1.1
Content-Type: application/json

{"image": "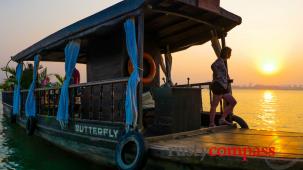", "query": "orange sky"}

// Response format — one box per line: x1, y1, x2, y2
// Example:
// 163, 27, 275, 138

172, 0, 303, 85
1, 0, 302, 86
